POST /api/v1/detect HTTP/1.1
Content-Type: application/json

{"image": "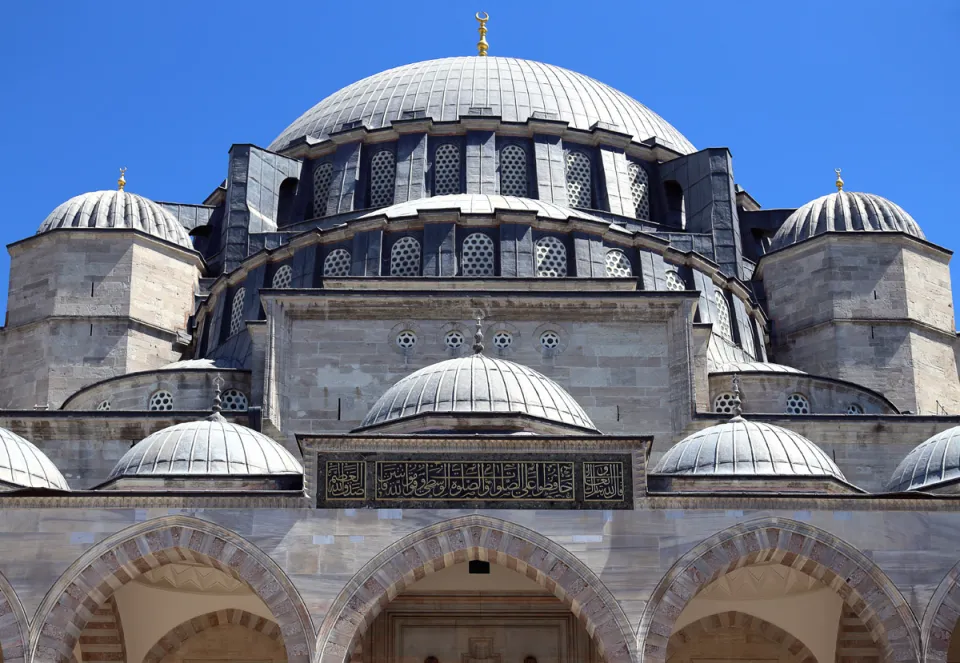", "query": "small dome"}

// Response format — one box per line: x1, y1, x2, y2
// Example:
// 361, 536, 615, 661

360, 354, 597, 432
653, 418, 844, 479
37, 190, 193, 249
0, 427, 69, 490
887, 426, 960, 492
769, 191, 924, 252
359, 194, 608, 224
712, 362, 806, 374
108, 414, 302, 479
